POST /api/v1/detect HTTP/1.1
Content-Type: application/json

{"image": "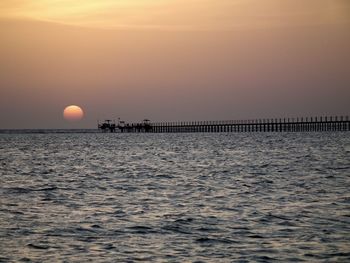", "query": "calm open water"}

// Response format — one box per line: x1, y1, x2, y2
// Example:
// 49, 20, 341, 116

0, 132, 349, 262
